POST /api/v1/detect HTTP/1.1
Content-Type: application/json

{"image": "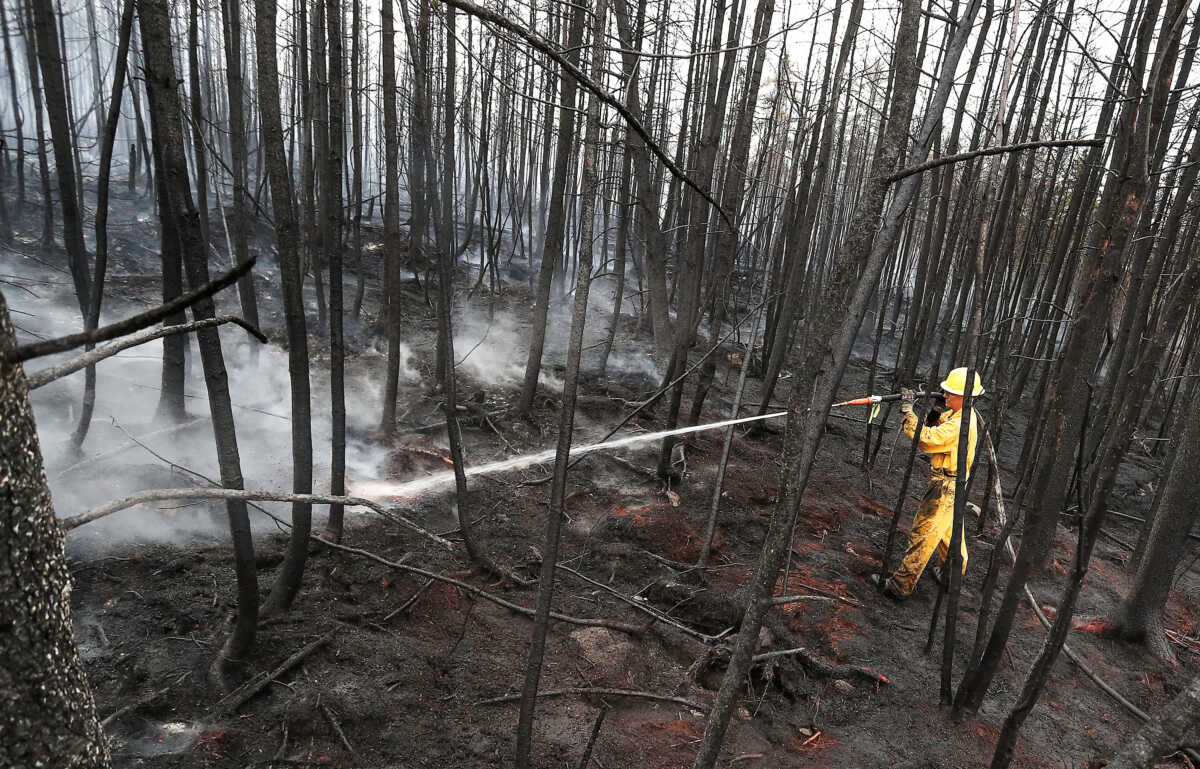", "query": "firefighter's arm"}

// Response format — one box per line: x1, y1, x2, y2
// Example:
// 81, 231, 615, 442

903, 411, 962, 454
